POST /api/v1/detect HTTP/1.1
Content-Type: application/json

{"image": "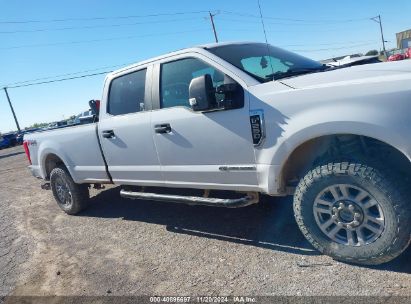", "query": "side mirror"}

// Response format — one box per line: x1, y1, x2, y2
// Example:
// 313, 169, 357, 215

89, 99, 100, 116
89, 99, 100, 122
188, 74, 216, 111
